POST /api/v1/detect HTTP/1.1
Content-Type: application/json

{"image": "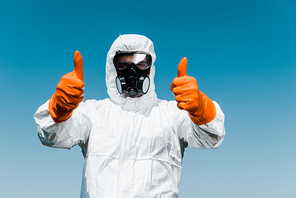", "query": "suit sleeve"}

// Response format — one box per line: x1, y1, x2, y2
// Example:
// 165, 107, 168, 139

34, 100, 93, 150
176, 101, 225, 149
